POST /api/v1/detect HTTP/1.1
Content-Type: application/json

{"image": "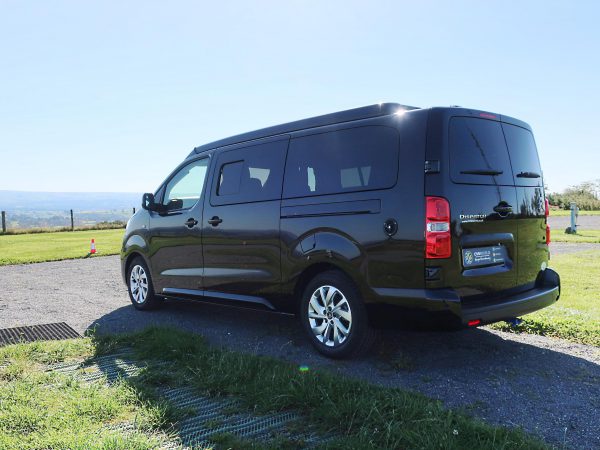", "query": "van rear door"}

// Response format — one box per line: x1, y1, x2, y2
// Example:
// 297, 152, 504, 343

425, 110, 549, 301
502, 121, 548, 288
441, 115, 520, 299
